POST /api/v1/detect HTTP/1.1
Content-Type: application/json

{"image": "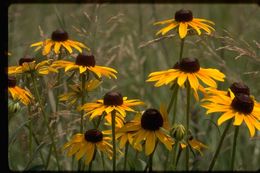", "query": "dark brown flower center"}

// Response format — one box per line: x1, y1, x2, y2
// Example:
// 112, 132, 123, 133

141, 108, 163, 131
173, 57, 200, 73
84, 129, 103, 143
51, 29, 69, 41
103, 91, 123, 106
19, 56, 35, 66
8, 76, 16, 87
75, 54, 96, 67
175, 9, 193, 22
231, 94, 254, 114
228, 82, 250, 96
